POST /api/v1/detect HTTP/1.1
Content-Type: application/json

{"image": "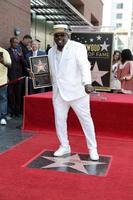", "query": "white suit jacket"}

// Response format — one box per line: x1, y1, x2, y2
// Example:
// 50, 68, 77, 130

48, 39, 92, 101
